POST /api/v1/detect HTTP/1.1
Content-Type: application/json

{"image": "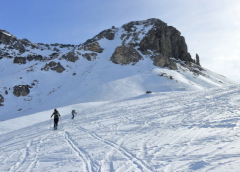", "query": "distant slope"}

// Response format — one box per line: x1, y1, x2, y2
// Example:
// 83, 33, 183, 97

0, 54, 234, 120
